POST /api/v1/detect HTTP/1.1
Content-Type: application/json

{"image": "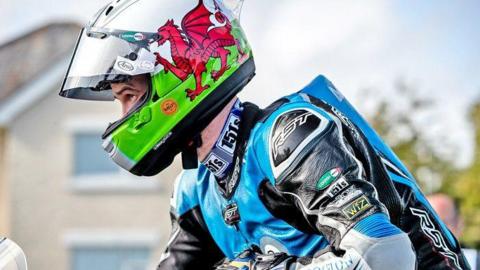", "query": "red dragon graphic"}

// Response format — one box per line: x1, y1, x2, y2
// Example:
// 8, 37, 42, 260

153, 0, 246, 101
